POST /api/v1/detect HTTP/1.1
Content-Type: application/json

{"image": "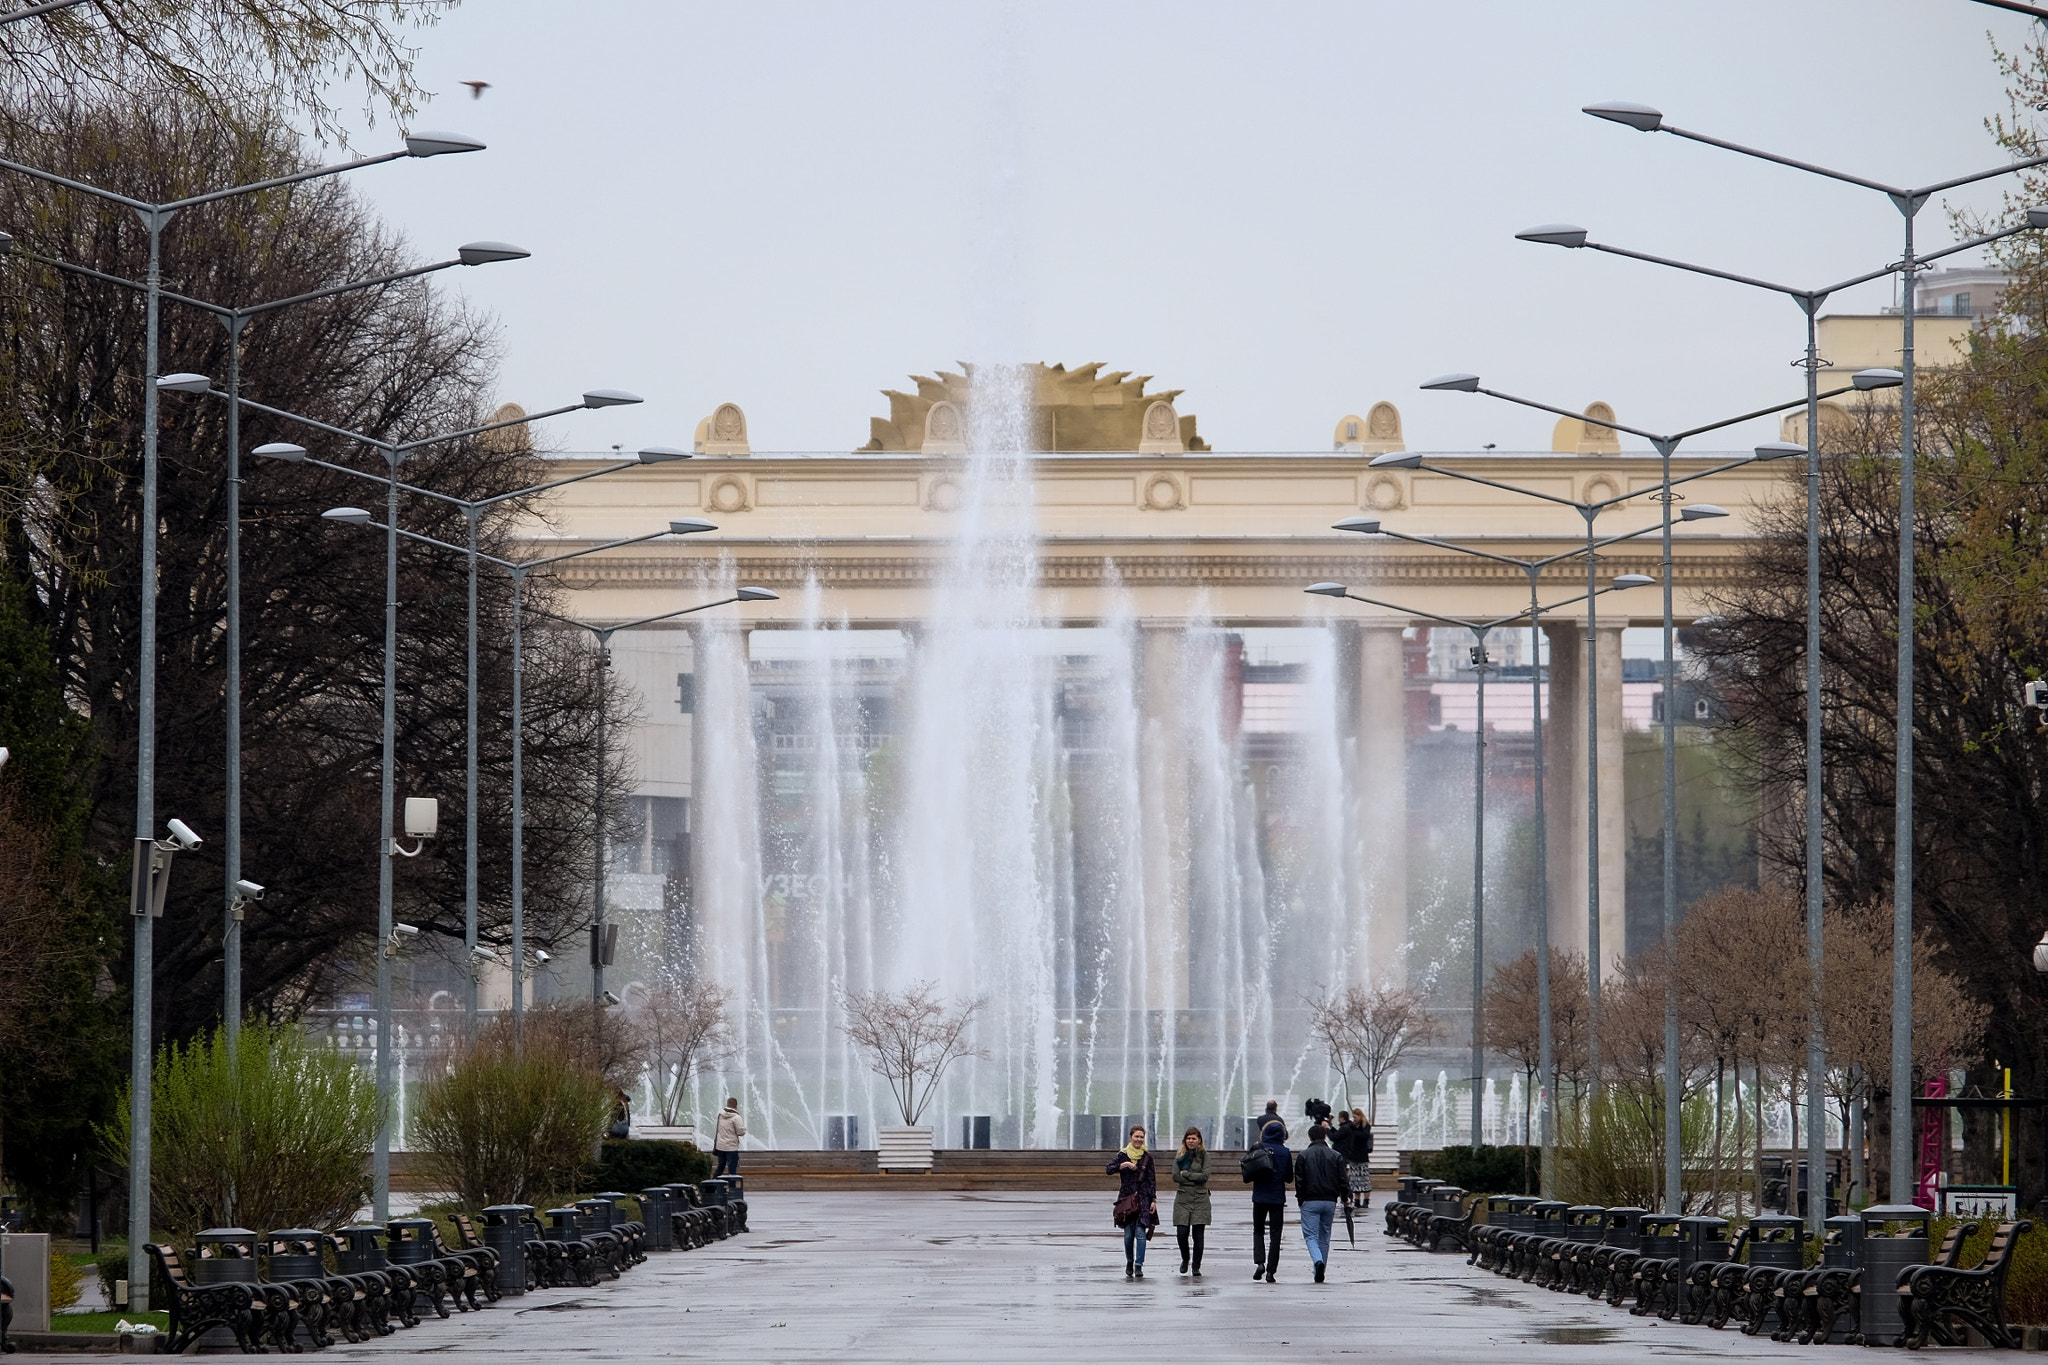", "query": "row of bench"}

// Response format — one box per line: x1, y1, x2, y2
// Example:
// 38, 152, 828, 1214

128, 1178, 750, 1354
1389, 1178, 2032, 1350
